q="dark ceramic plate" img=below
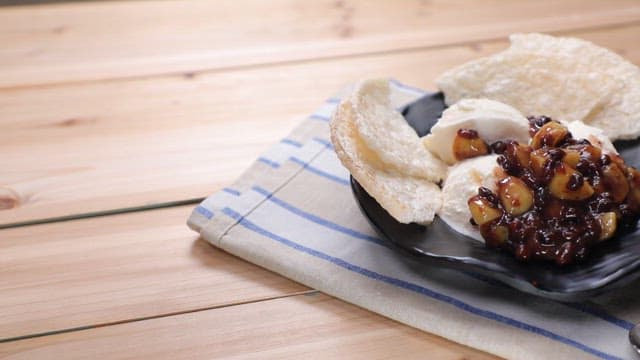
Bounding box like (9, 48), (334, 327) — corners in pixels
(351, 92), (640, 301)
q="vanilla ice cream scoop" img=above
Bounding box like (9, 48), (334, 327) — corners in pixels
(565, 120), (617, 155)
(439, 154), (501, 242)
(423, 99), (530, 165)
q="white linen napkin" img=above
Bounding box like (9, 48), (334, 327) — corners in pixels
(188, 80), (640, 360)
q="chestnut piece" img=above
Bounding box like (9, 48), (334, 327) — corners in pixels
(453, 128), (489, 161)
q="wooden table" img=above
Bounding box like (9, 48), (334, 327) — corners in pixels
(1, 1), (639, 358)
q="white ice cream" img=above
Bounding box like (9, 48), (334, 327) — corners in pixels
(423, 99), (530, 165)
(439, 155), (501, 242)
(564, 120), (618, 155)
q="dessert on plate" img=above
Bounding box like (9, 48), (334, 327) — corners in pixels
(330, 33), (640, 265)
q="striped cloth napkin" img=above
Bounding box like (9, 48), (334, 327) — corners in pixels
(188, 80), (640, 360)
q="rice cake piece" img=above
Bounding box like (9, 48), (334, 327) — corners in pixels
(509, 33), (640, 140)
(437, 33), (640, 140)
(437, 52), (618, 124)
(351, 79), (447, 182)
(330, 82), (443, 225)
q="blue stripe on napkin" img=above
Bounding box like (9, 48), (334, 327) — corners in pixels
(222, 207), (621, 360)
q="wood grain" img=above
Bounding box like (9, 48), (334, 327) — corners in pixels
(0, 293), (499, 360)
(1, 0), (639, 88)
(0, 205), (307, 341)
(1, 25), (640, 226)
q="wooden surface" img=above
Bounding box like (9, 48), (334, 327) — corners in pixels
(0, 206), (307, 340)
(2, 0), (639, 358)
(3, 24), (640, 227)
(0, 293), (496, 360)
(1, 0), (639, 88)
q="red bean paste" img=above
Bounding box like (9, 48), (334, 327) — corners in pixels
(467, 116), (640, 265)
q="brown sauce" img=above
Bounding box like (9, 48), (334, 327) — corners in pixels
(468, 117), (640, 265)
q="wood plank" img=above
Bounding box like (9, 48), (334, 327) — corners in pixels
(1, 0), (639, 88)
(1, 24), (639, 225)
(0, 205), (307, 341)
(0, 293), (499, 359)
